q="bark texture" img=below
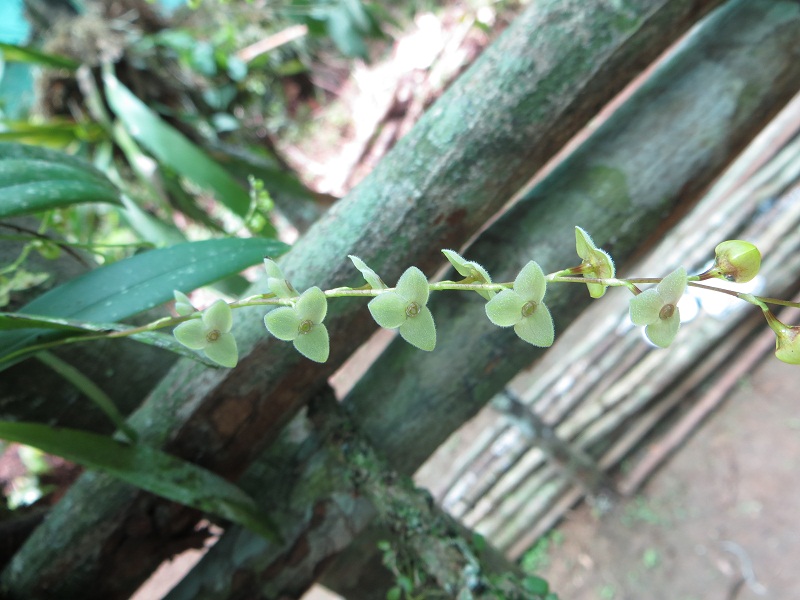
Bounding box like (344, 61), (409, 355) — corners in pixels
(1, 0), (732, 597)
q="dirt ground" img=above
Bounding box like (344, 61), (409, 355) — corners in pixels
(536, 357), (800, 600)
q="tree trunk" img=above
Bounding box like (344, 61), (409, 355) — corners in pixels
(124, 1), (800, 598)
(0, 0), (731, 597)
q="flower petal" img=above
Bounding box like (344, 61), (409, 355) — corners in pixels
(645, 312), (680, 348)
(514, 261), (546, 302)
(585, 281), (608, 299)
(441, 249), (473, 278)
(775, 327), (800, 365)
(442, 250), (494, 299)
(293, 325), (330, 363)
(296, 287), (327, 323)
(368, 292), (408, 329)
(395, 266), (429, 305)
(657, 267), (688, 305)
(263, 258), (284, 279)
(264, 307), (301, 341)
(173, 320), (209, 349)
(203, 300), (233, 333)
(485, 289), (524, 327)
(204, 332), (238, 368)
(513, 303), (554, 347)
(349, 255), (386, 290)
(629, 290), (663, 326)
(173, 290), (195, 316)
(575, 226), (595, 260)
(399, 306), (436, 351)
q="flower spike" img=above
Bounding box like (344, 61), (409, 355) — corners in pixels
(485, 261), (554, 347)
(368, 267), (436, 351)
(173, 300), (238, 367)
(629, 267), (687, 348)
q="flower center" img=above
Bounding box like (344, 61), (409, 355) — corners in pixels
(298, 319), (314, 334)
(406, 302), (420, 318)
(521, 301), (538, 318)
(206, 329), (220, 343)
(659, 304), (676, 320)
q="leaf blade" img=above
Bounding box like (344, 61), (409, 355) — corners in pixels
(0, 238), (289, 367)
(103, 72), (251, 217)
(0, 143), (121, 218)
(0, 421), (280, 540)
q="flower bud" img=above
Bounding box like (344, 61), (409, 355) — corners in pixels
(759, 306), (800, 365)
(712, 240), (761, 283)
(775, 326), (800, 365)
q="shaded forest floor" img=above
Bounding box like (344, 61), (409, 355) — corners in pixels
(536, 356), (800, 600)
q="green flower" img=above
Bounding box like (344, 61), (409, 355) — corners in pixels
(173, 299), (238, 368)
(368, 266), (436, 351)
(264, 286), (329, 363)
(173, 290), (194, 316)
(485, 261), (554, 347)
(629, 267), (687, 348)
(774, 324), (800, 365)
(349, 255), (387, 290)
(712, 240), (761, 283)
(263, 258), (298, 299)
(757, 305), (800, 365)
(441, 249), (495, 300)
(575, 226), (615, 298)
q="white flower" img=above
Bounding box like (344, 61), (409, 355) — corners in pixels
(629, 267), (688, 348)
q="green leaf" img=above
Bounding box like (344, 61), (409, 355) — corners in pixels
(0, 120), (104, 146)
(103, 71), (251, 217)
(0, 312), (227, 368)
(0, 238), (289, 369)
(0, 143), (121, 218)
(0, 312), (90, 332)
(0, 421), (280, 540)
(325, 3), (369, 58)
(0, 43), (80, 70)
(522, 576), (550, 595)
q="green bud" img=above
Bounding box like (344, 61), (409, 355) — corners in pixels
(349, 255), (387, 290)
(775, 326), (800, 365)
(759, 306), (800, 365)
(712, 240), (761, 283)
(173, 290), (195, 316)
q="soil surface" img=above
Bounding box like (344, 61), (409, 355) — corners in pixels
(537, 357), (800, 600)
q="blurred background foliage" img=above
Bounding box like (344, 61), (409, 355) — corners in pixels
(0, 0), (399, 308)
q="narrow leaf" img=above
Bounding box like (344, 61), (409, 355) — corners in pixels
(0, 143), (121, 218)
(35, 351), (138, 442)
(0, 312), (224, 368)
(0, 238), (289, 368)
(0, 43), (80, 70)
(103, 72), (251, 217)
(0, 421), (280, 540)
